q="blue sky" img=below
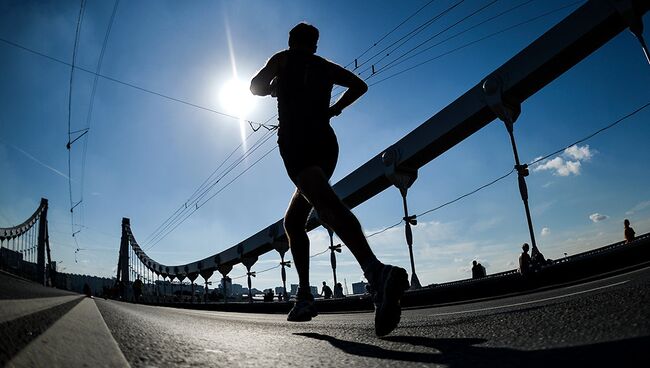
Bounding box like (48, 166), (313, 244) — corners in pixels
(1, 0), (649, 292)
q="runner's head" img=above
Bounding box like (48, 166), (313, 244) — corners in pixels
(289, 22), (319, 53)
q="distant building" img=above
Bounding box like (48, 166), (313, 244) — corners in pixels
(310, 286), (318, 296)
(290, 284), (299, 296)
(352, 281), (368, 295)
(230, 283), (243, 297)
(275, 286), (285, 295)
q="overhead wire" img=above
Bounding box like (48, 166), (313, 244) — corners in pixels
(355, 0), (466, 74)
(374, 0), (535, 76)
(0, 37), (272, 130)
(367, 0), (585, 86)
(144, 133), (279, 250)
(78, 0), (121, 230)
(142, 127), (278, 247)
(373, 0), (500, 75)
(67, 0), (86, 236)
(343, 0), (439, 69)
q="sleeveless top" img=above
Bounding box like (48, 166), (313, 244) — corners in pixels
(275, 49), (334, 141)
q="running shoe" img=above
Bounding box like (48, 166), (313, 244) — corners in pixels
(369, 265), (410, 336)
(287, 289), (318, 322)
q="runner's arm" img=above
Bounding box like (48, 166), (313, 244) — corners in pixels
(328, 63), (368, 117)
(250, 53), (282, 96)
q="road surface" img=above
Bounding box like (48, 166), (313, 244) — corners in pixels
(2, 265), (649, 367)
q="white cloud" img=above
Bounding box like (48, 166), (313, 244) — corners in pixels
(541, 227), (551, 236)
(564, 144), (593, 161)
(533, 157), (581, 176)
(589, 213), (608, 223)
(532, 144), (594, 177)
(626, 200), (650, 215)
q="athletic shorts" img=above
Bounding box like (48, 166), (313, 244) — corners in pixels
(278, 125), (339, 184)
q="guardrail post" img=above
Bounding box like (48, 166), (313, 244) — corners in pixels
(382, 147), (421, 289)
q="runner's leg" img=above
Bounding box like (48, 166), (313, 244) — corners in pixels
(294, 166), (381, 275)
(284, 189), (313, 290)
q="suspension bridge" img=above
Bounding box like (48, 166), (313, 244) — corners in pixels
(1, 0), (650, 366)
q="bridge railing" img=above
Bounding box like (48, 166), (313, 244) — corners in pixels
(116, 0), (650, 301)
(0, 198), (53, 285)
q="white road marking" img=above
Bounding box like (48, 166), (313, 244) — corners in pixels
(430, 280), (629, 316)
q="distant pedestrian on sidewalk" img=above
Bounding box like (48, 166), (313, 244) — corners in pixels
(334, 282), (344, 298)
(519, 243), (532, 276)
(321, 281), (333, 299)
(250, 22), (409, 336)
(471, 260), (486, 279)
(132, 277), (143, 303)
(624, 219), (636, 243)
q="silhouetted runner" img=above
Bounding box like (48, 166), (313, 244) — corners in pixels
(624, 219), (636, 243)
(251, 22), (409, 336)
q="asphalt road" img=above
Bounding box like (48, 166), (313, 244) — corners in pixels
(95, 265), (650, 368)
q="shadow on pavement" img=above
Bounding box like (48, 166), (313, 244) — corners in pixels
(295, 332), (648, 367)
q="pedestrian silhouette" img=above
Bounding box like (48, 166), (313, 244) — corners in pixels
(132, 277), (143, 303)
(321, 281), (333, 299)
(334, 282), (344, 298)
(471, 260), (486, 279)
(250, 22), (409, 336)
(519, 243), (532, 276)
(624, 219), (636, 243)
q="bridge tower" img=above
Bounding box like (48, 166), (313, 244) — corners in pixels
(116, 217), (130, 300)
(36, 198), (49, 285)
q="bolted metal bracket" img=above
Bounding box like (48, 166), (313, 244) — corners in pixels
(483, 75), (521, 129)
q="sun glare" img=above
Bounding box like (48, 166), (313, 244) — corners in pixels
(219, 77), (256, 119)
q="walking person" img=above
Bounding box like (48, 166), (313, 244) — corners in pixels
(321, 281), (333, 299)
(250, 22), (409, 336)
(624, 219), (636, 243)
(519, 243), (532, 276)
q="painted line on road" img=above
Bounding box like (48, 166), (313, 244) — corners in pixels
(0, 295), (83, 324)
(429, 280), (629, 317)
(8, 297), (130, 367)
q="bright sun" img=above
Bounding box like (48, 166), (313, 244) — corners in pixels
(219, 77), (256, 119)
